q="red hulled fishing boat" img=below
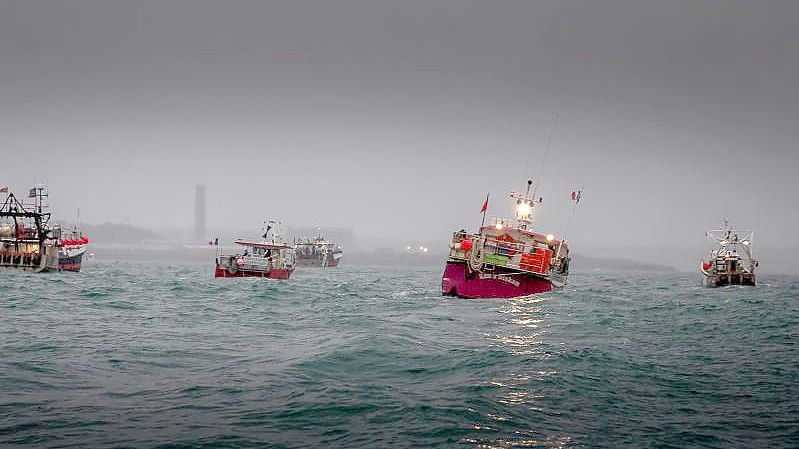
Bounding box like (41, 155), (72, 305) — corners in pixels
(214, 222), (295, 279)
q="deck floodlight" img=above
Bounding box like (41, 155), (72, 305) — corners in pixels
(517, 201), (532, 216)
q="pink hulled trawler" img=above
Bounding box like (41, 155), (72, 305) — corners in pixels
(442, 180), (575, 299)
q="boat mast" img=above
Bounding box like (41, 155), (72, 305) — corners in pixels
(263, 220), (280, 243)
(706, 218), (756, 272)
(511, 179), (536, 230)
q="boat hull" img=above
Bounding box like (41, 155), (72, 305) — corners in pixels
(59, 246), (86, 272)
(295, 256), (340, 267)
(702, 273), (756, 287)
(441, 260), (553, 299)
(214, 264), (293, 279)
(0, 246), (58, 272)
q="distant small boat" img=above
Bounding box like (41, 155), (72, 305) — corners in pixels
(441, 180), (576, 299)
(700, 219), (757, 287)
(294, 235), (343, 267)
(214, 222), (295, 279)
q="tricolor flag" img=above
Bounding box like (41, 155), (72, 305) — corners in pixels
(480, 193), (489, 213)
(29, 187), (37, 198)
(571, 189), (582, 203)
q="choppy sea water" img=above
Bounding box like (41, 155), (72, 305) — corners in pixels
(1, 262), (797, 448)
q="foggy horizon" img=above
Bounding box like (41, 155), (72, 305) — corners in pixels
(2, 1), (797, 255)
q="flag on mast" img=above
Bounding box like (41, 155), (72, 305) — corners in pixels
(480, 193), (489, 213)
(479, 192), (490, 229)
(29, 187), (37, 198)
(570, 189), (582, 203)
(0, 186), (7, 193)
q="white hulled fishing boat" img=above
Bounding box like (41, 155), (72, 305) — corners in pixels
(700, 219), (757, 286)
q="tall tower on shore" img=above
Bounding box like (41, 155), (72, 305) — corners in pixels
(194, 184), (206, 243)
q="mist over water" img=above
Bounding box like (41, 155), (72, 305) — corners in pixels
(1, 0), (798, 256)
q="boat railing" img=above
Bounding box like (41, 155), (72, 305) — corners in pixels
(448, 232), (557, 276)
(241, 255), (273, 270)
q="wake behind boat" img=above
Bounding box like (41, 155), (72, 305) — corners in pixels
(442, 180), (577, 299)
(700, 219), (757, 286)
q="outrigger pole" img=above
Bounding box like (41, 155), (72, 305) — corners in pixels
(555, 185), (583, 260)
(530, 114), (560, 201)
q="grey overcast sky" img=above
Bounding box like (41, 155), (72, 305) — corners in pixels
(1, 0), (797, 251)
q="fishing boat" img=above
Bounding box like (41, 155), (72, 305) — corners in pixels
(700, 219), (757, 286)
(442, 180), (577, 299)
(0, 187), (59, 272)
(57, 226), (89, 272)
(214, 222), (295, 278)
(294, 235), (343, 267)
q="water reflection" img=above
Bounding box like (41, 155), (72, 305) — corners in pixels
(461, 434), (574, 448)
(491, 295), (552, 356)
(472, 295), (573, 448)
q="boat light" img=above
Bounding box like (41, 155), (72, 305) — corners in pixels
(742, 240), (750, 245)
(517, 201), (532, 216)
(495, 223), (504, 230)
(546, 234), (555, 242)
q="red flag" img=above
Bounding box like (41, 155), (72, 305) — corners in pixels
(480, 194), (489, 213)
